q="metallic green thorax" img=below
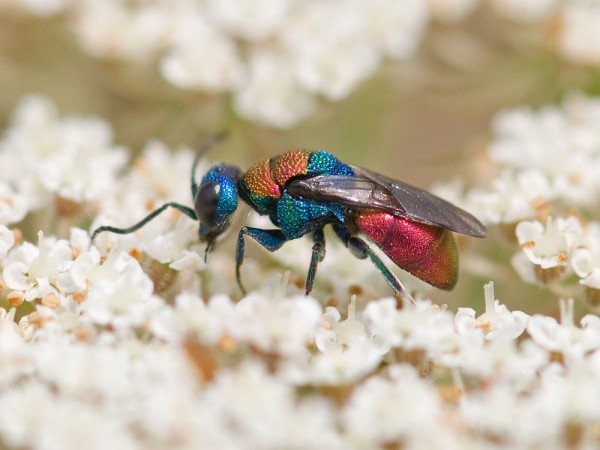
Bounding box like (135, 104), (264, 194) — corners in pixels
(238, 149), (354, 239)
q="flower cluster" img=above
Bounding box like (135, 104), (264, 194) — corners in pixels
(441, 94), (600, 303)
(2, 252), (600, 450)
(6, 0), (600, 128)
(2, 88), (600, 449)
(6, 0), (427, 128)
(0, 96), (127, 223)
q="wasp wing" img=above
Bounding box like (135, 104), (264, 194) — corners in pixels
(286, 166), (485, 238)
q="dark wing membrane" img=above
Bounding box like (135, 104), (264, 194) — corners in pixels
(286, 166), (486, 237)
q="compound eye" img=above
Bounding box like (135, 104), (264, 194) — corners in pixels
(195, 181), (221, 225)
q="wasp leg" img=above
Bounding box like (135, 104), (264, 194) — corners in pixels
(305, 228), (325, 296)
(91, 202), (197, 242)
(236, 227), (288, 296)
(332, 225), (415, 306)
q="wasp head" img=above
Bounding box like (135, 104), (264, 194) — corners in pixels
(195, 164), (241, 256)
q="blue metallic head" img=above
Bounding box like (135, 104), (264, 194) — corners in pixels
(195, 164), (241, 248)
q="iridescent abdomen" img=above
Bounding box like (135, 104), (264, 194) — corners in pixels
(353, 211), (458, 290)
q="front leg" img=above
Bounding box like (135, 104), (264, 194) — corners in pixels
(91, 202), (198, 242)
(236, 227), (288, 295)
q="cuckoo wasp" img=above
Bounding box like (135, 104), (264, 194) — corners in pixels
(91, 137), (486, 302)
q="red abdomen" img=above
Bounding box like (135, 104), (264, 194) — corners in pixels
(353, 211), (458, 290)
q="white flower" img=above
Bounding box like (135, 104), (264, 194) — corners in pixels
(0, 95), (128, 206)
(227, 292), (322, 358)
(362, 0), (429, 58)
(74, 0), (169, 62)
(0, 225), (15, 258)
(0, 0), (71, 16)
(285, 296), (384, 385)
(556, 2), (600, 66)
(0, 342), (141, 450)
(527, 299), (600, 365)
(316, 296), (368, 352)
(5, 0), (435, 129)
(516, 216), (581, 269)
(285, 341), (384, 386)
(489, 97), (600, 206)
(460, 381), (563, 448)
(160, 4), (242, 91)
(77, 251), (164, 331)
(467, 169), (551, 224)
(343, 365), (442, 445)
(571, 222), (600, 289)
(3, 231), (71, 301)
(490, 0), (558, 22)
(144, 219), (204, 270)
(203, 361), (344, 449)
(42, 118), (127, 203)
(362, 298), (458, 357)
(0, 182), (29, 225)
(150, 293), (234, 344)
(63, 245), (101, 292)
(0, 310), (34, 387)
(427, 0), (478, 23)
(234, 49), (316, 128)
(205, 0), (293, 42)
(455, 282), (529, 341)
(284, 2), (379, 101)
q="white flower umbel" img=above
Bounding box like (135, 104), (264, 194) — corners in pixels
(227, 292), (322, 359)
(287, 296), (384, 385)
(315, 296), (367, 352)
(466, 169), (551, 225)
(284, 2), (379, 101)
(74, 0), (170, 62)
(343, 365), (442, 447)
(205, 0), (293, 42)
(362, 298), (460, 360)
(556, 2), (600, 66)
(489, 95), (600, 207)
(490, 0), (558, 22)
(77, 250), (164, 332)
(234, 49), (317, 128)
(3, 231), (71, 302)
(202, 361), (344, 449)
(160, 4), (242, 91)
(150, 292), (234, 344)
(571, 222), (600, 290)
(427, 0), (478, 23)
(516, 216), (581, 275)
(528, 299), (600, 366)
(0, 95), (127, 208)
(0, 225), (15, 259)
(0, 182), (29, 225)
(0, 0), (71, 16)
(455, 282), (529, 341)
(45, 0), (432, 128)
(363, 0), (429, 59)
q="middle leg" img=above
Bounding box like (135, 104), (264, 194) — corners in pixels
(332, 224), (415, 306)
